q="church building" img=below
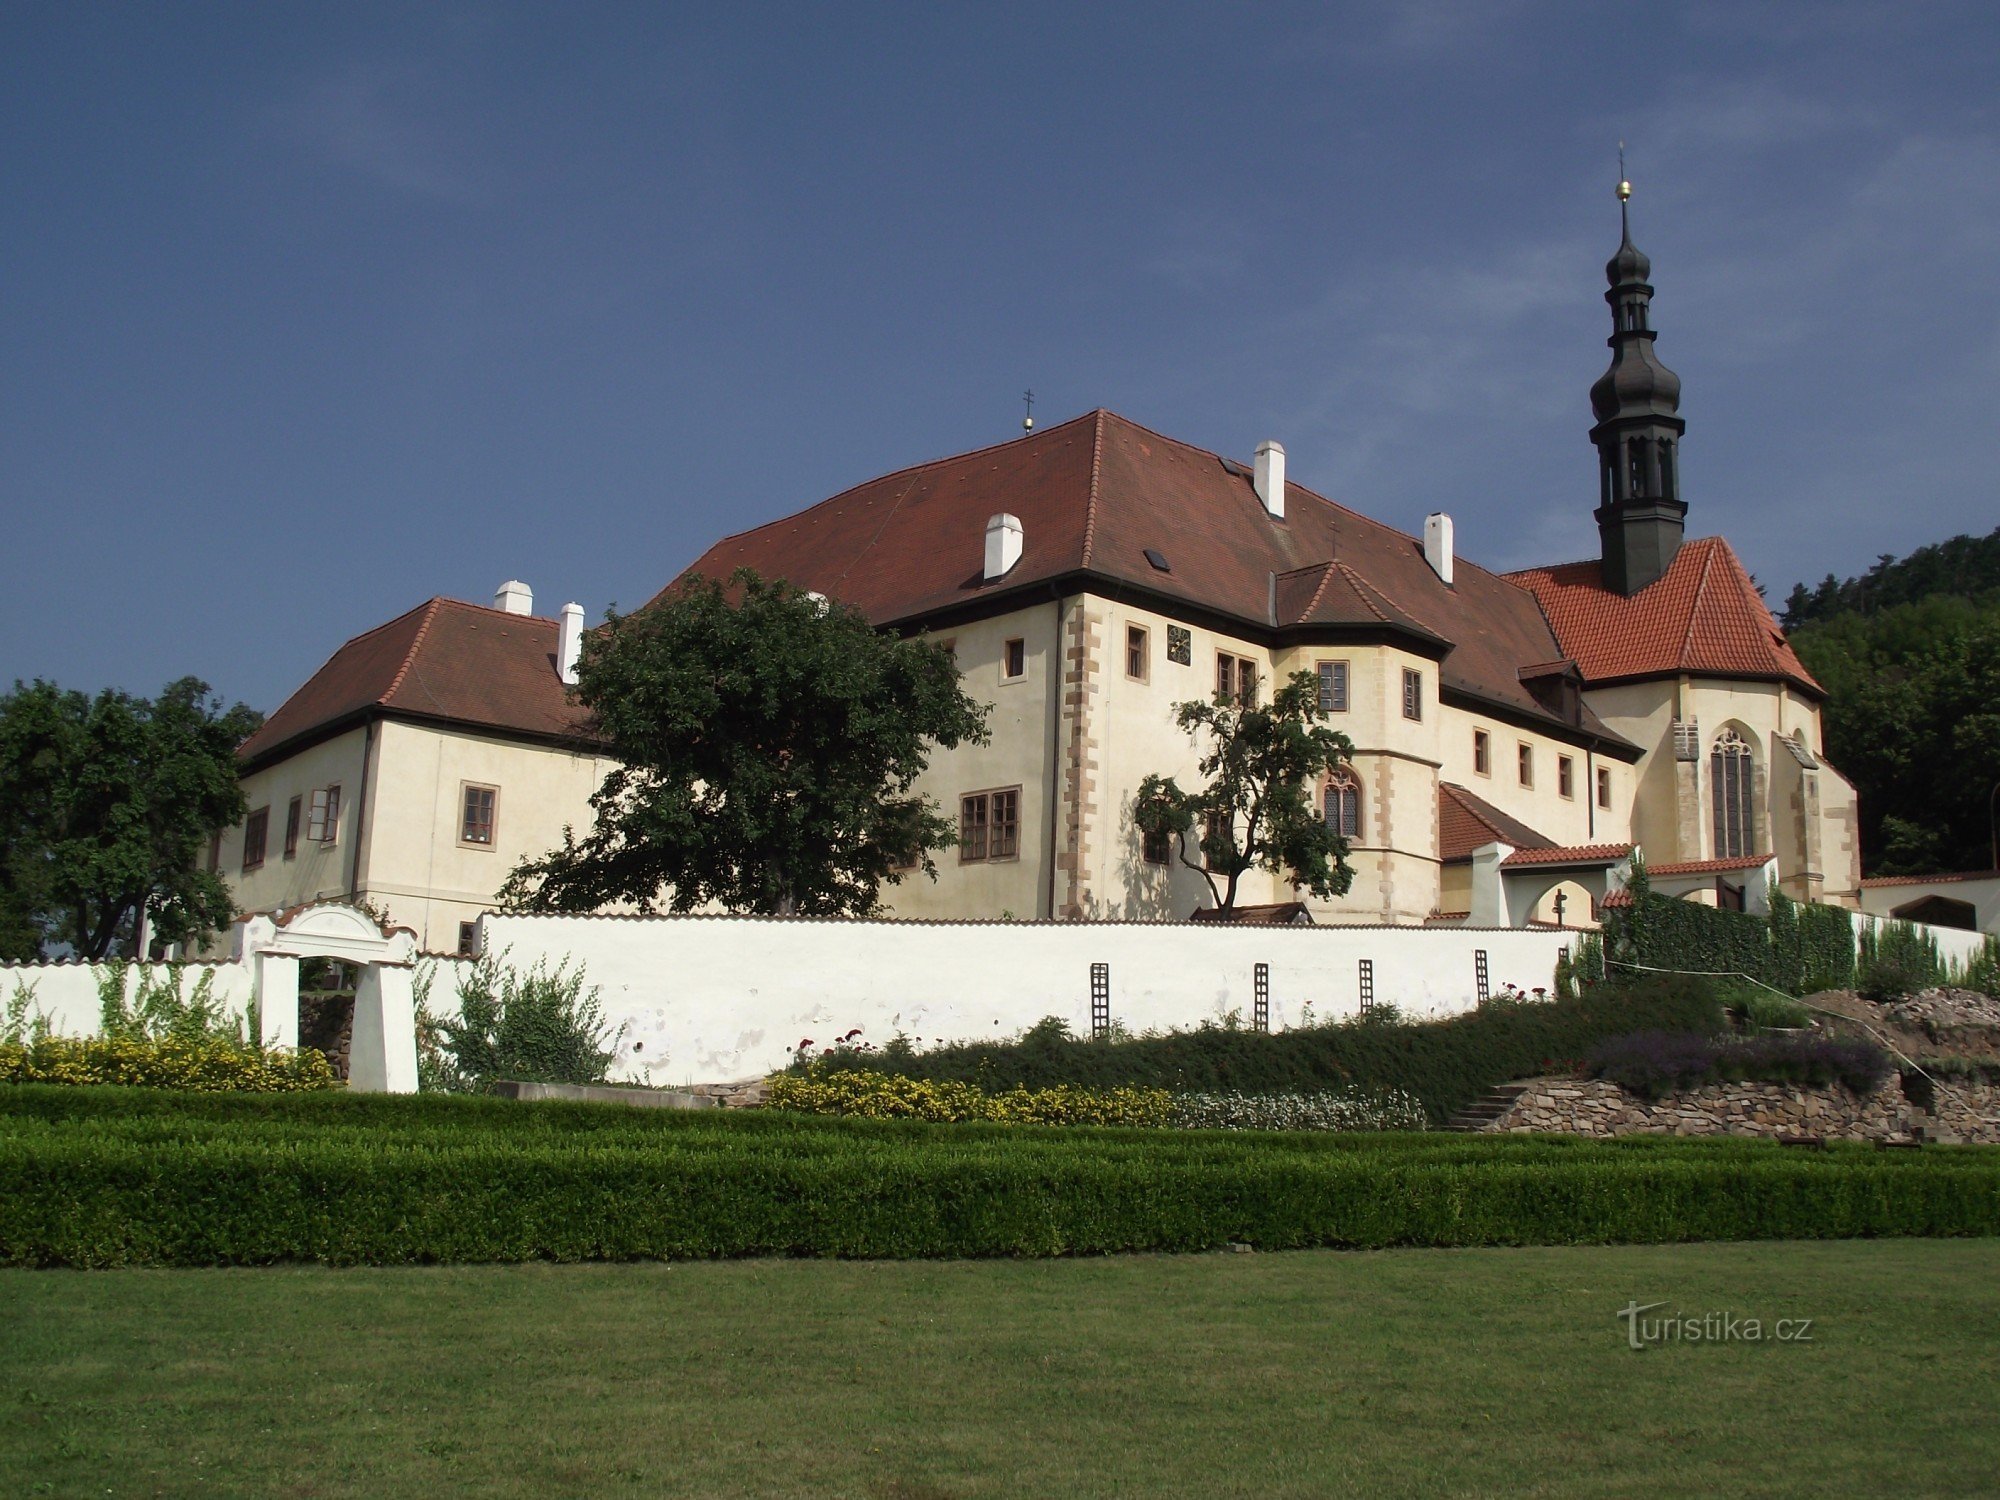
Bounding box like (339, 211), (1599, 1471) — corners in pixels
(213, 193), (1861, 945)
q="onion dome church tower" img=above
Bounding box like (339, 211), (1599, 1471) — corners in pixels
(1590, 174), (1687, 594)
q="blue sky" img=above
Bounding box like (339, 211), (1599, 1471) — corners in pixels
(5, 2), (1997, 713)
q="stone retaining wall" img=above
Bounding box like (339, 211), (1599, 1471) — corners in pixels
(1485, 1075), (2000, 1144)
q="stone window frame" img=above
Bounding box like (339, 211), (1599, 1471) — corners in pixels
(959, 786), (1021, 864)
(1216, 651), (1257, 707)
(1473, 728), (1491, 777)
(1517, 741), (1534, 789)
(459, 782), (499, 850)
(1125, 623), (1150, 683)
(1315, 659), (1350, 714)
(1557, 755), (1575, 801)
(1401, 667), (1423, 721)
(1323, 765), (1363, 840)
(1001, 637), (1027, 683)
(1596, 765), (1612, 809)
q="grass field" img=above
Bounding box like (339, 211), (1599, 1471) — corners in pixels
(5, 1239), (1998, 1498)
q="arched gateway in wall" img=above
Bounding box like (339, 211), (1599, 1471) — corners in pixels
(235, 902), (420, 1092)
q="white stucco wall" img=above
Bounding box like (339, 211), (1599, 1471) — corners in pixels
(1859, 876), (2000, 935)
(467, 913), (1581, 1084)
(1, 960), (256, 1039)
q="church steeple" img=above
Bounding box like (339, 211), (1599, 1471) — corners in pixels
(1590, 172), (1686, 595)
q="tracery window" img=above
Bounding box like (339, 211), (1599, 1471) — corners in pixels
(1711, 728), (1756, 859)
(1323, 766), (1362, 841)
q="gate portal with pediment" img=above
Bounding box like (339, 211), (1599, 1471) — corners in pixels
(234, 902), (420, 1092)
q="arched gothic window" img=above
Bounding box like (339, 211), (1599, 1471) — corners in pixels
(1710, 728), (1755, 859)
(1324, 766), (1362, 840)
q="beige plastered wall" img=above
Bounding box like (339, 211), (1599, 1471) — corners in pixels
(219, 727), (371, 927)
(1585, 676), (1860, 906)
(358, 719), (614, 951)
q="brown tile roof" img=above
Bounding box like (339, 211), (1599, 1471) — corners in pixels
(239, 598), (592, 770)
(1500, 843), (1632, 868)
(1509, 537), (1821, 696)
(1646, 854), (1773, 877)
(1188, 901), (1313, 925)
(667, 409), (1629, 747)
(1438, 782), (1555, 863)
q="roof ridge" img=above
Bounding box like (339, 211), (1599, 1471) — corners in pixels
(379, 599), (443, 706)
(1080, 409), (1106, 570)
(701, 410), (1102, 555)
(1297, 561), (1338, 621)
(433, 595), (561, 625)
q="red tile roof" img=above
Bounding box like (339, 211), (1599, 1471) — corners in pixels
(1859, 869), (2000, 887)
(1499, 843), (1632, 868)
(1646, 854), (1773, 877)
(1438, 782), (1555, 863)
(668, 409), (1630, 747)
(239, 598), (592, 770)
(1509, 536), (1821, 696)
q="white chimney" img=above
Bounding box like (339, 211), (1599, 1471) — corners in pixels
(558, 602), (585, 685)
(1424, 512), (1454, 585)
(1254, 441), (1286, 519)
(495, 579), (534, 616)
(984, 513), (1023, 580)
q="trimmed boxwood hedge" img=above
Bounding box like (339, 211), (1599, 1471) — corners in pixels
(797, 975), (1726, 1126)
(2, 1086), (1995, 1266)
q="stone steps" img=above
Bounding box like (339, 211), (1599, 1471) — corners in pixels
(1445, 1081), (1535, 1133)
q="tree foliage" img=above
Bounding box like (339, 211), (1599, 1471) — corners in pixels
(1780, 525), (2000, 630)
(1788, 593), (2000, 875)
(503, 570), (989, 916)
(1131, 669), (1356, 913)
(0, 678), (260, 961)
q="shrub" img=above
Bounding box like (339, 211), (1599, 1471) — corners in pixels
(96, 961), (249, 1044)
(421, 952), (619, 1092)
(1169, 1090), (1428, 1132)
(1858, 920), (1944, 1002)
(767, 1071), (1176, 1126)
(1585, 1030), (1891, 1101)
(1739, 990), (1811, 1031)
(0, 1035), (335, 1092)
(2, 1085), (1996, 1266)
(794, 975), (1728, 1127)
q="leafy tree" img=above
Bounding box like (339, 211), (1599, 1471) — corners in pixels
(503, 570), (988, 916)
(1791, 593), (2000, 874)
(418, 951), (620, 1092)
(0, 678), (260, 961)
(1131, 669), (1356, 914)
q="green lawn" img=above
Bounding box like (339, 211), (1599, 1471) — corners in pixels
(5, 1240), (1997, 1498)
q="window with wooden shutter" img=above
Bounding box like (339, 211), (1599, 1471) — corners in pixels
(1402, 668), (1422, 721)
(959, 793), (989, 862)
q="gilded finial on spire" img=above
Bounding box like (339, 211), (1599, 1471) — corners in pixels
(1617, 141), (1631, 202)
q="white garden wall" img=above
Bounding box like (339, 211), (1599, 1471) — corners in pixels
(467, 914), (1580, 1085)
(1, 960), (255, 1039)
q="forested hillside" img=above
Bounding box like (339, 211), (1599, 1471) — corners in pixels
(1781, 527), (2000, 877)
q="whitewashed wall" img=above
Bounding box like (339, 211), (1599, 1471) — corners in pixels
(0, 960), (256, 1039)
(1852, 909), (1994, 968)
(466, 915), (1579, 1085)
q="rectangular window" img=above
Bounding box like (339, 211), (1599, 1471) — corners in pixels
(207, 831), (221, 874)
(241, 807), (269, 872)
(1216, 652), (1257, 706)
(1203, 811), (1232, 870)
(457, 921), (479, 956)
(283, 797), (302, 859)
(1142, 824), (1170, 866)
(1597, 766), (1612, 809)
(1473, 729), (1491, 776)
(307, 785), (342, 845)
(461, 784), (498, 847)
(1517, 743), (1534, 788)
(1402, 668), (1423, 721)
(1126, 624), (1148, 681)
(1558, 756), (1575, 800)
(959, 788), (1020, 863)
(1316, 660), (1349, 713)
(1003, 638), (1026, 680)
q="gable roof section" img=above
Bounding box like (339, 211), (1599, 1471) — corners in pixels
(670, 409), (1629, 744)
(239, 598), (592, 771)
(1438, 782), (1555, 863)
(1509, 537), (1820, 696)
